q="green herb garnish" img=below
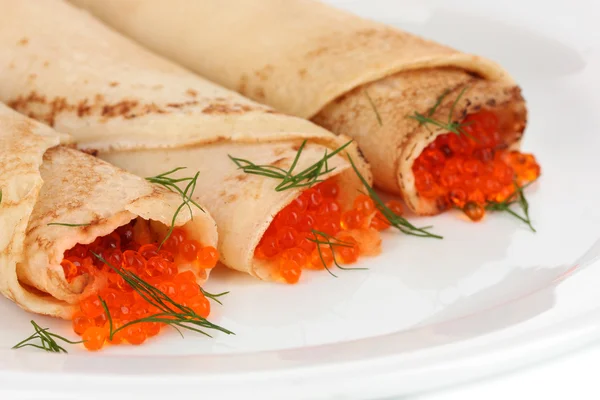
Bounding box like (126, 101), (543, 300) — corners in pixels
(348, 156), (442, 239)
(145, 167), (204, 213)
(200, 288), (229, 305)
(364, 90), (383, 126)
(146, 168), (202, 250)
(427, 89), (451, 117)
(408, 87), (473, 139)
(13, 320), (83, 353)
(485, 181), (536, 232)
(47, 222), (91, 227)
(92, 252), (233, 340)
(308, 229), (367, 277)
(230, 140), (352, 191)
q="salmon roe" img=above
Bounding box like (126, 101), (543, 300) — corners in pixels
(62, 220), (219, 351)
(412, 111), (541, 220)
(254, 179), (386, 283)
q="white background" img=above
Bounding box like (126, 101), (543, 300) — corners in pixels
(1, 1), (599, 399)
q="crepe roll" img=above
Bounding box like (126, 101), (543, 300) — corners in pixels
(0, 0), (382, 286)
(73, 0), (541, 218)
(0, 104), (217, 331)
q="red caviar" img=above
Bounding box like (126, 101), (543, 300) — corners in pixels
(412, 111), (540, 220)
(82, 326), (108, 351)
(254, 180), (383, 283)
(63, 220), (219, 351)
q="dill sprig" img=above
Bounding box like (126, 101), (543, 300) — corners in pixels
(200, 287), (229, 305)
(364, 90), (383, 126)
(146, 168), (202, 249)
(229, 140), (352, 191)
(408, 87), (473, 139)
(427, 89), (451, 118)
(348, 156), (442, 239)
(145, 167), (204, 213)
(13, 320), (83, 353)
(308, 229), (367, 277)
(485, 181), (536, 232)
(47, 222), (90, 227)
(92, 252), (234, 340)
(0, 189), (2, 204)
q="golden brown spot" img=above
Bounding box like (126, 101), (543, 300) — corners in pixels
(77, 99), (91, 117)
(8, 91), (47, 122)
(9, 91), (175, 124)
(254, 64), (274, 81)
(235, 174), (249, 182)
(298, 68), (308, 79)
(254, 87), (265, 100)
(166, 101), (198, 109)
(270, 158), (287, 168)
(291, 142), (303, 151)
(27, 73), (36, 81)
(134, 185), (170, 206)
(46, 97), (68, 126)
(306, 46), (329, 59)
(225, 194), (237, 202)
(273, 147), (286, 156)
(101, 100), (139, 118)
(17, 37), (29, 46)
(186, 89), (198, 98)
(109, 82), (119, 87)
(43, 61), (50, 68)
(142, 103), (168, 115)
(238, 74), (249, 95)
(201, 103), (256, 115)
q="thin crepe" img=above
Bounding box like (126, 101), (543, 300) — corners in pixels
(0, 0), (371, 282)
(0, 104), (216, 318)
(69, 0), (528, 214)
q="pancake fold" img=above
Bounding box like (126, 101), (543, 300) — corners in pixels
(0, 104), (216, 318)
(0, 0), (371, 282)
(68, 0), (528, 214)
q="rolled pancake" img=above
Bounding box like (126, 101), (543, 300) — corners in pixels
(313, 70), (526, 214)
(0, 0), (371, 282)
(69, 0), (528, 214)
(0, 104), (216, 319)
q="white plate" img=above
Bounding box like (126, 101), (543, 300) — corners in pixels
(1, 0), (599, 399)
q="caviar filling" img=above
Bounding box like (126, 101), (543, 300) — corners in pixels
(62, 219), (218, 351)
(254, 179), (398, 283)
(412, 110), (541, 220)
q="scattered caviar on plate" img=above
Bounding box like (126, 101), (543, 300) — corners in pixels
(62, 220), (218, 351)
(412, 110), (540, 220)
(254, 179), (386, 283)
